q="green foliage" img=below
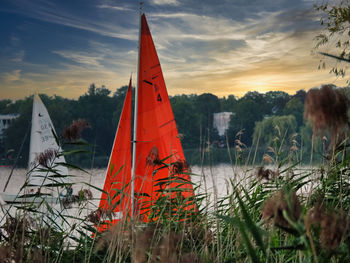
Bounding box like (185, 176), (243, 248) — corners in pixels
(0, 85), (316, 166)
(3, 96), (33, 166)
(171, 94), (200, 148)
(253, 115), (297, 147)
(228, 92), (267, 146)
(283, 97), (304, 128)
(314, 0), (350, 81)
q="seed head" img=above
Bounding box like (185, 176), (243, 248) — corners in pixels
(262, 154), (273, 164)
(172, 159), (189, 174)
(305, 204), (350, 251)
(257, 167), (278, 180)
(62, 119), (90, 142)
(262, 190), (301, 229)
(304, 85), (349, 144)
(319, 210), (348, 250)
(146, 146), (161, 166)
(36, 148), (59, 167)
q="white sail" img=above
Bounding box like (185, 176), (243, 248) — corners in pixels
(28, 93), (68, 188)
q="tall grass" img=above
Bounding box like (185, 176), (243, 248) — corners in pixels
(2, 86), (350, 262)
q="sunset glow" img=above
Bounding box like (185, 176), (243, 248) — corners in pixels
(0, 0), (348, 100)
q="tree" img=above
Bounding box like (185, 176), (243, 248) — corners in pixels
(283, 97), (304, 128)
(293, 90), (306, 102)
(3, 96), (33, 166)
(220, 95), (237, 112)
(228, 91), (268, 146)
(171, 95), (200, 148)
(195, 93), (221, 127)
(0, 100), (12, 114)
(253, 115), (297, 147)
(195, 93), (221, 144)
(77, 84), (116, 165)
(112, 85), (132, 127)
(265, 91), (290, 115)
(315, 1), (350, 81)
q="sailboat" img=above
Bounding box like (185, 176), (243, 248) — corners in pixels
(98, 12), (194, 228)
(0, 93), (69, 204)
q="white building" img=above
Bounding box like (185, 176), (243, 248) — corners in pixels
(213, 112), (233, 136)
(0, 114), (20, 139)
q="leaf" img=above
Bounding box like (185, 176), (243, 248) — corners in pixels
(62, 149), (91, 156)
(54, 162), (89, 173)
(236, 189), (266, 254)
(83, 182), (107, 194)
(217, 214), (261, 263)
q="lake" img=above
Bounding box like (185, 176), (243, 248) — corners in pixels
(0, 163), (315, 206)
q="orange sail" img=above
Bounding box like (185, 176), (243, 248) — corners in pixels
(134, 14), (194, 220)
(98, 79), (132, 229)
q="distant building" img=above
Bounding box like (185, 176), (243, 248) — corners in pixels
(213, 112), (233, 136)
(0, 114), (20, 139)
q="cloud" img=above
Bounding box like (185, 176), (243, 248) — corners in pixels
(97, 4), (132, 11)
(3, 0), (137, 40)
(1, 0), (342, 100)
(142, 8), (336, 97)
(52, 50), (103, 67)
(2, 70), (21, 82)
(150, 0), (180, 6)
(12, 50), (25, 62)
(53, 39), (137, 72)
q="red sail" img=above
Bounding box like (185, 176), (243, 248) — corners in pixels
(98, 79), (132, 230)
(134, 14), (194, 220)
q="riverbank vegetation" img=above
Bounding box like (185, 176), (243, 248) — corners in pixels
(2, 84), (349, 167)
(1, 84), (350, 262)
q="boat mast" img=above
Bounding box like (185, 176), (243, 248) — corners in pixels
(131, 1), (143, 218)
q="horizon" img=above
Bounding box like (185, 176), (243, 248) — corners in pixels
(0, 85), (313, 102)
(0, 0), (348, 100)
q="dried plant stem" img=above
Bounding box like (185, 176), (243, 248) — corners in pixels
(310, 134), (314, 166)
(252, 128), (261, 167)
(225, 131), (235, 175)
(207, 129), (221, 263)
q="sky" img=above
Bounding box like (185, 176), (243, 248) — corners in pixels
(0, 0), (347, 100)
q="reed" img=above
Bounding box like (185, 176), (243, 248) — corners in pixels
(2, 86), (350, 262)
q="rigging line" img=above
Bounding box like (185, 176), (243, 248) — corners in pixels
(3, 118), (31, 192)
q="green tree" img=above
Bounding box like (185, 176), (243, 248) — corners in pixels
(77, 84), (116, 166)
(264, 91), (290, 115)
(228, 91), (267, 146)
(195, 93), (221, 128)
(315, 1), (350, 81)
(40, 94), (77, 134)
(3, 96), (33, 166)
(195, 93), (221, 144)
(171, 94), (200, 148)
(0, 100), (12, 114)
(299, 121), (324, 163)
(283, 97), (304, 128)
(219, 95), (237, 112)
(112, 85), (132, 127)
(253, 115), (297, 147)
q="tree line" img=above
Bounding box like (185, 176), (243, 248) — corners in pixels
(1, 84), (348, 167)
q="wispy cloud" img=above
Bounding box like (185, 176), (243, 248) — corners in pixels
(0, 0), (344, 100)
(3, 0), (137, 40)
(12, 50), (25, 62)
(97, 4), (132, 11)
(52, 50), (103, 67)
(2, 69), (21, 82)
(150, 0), (180, 6)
